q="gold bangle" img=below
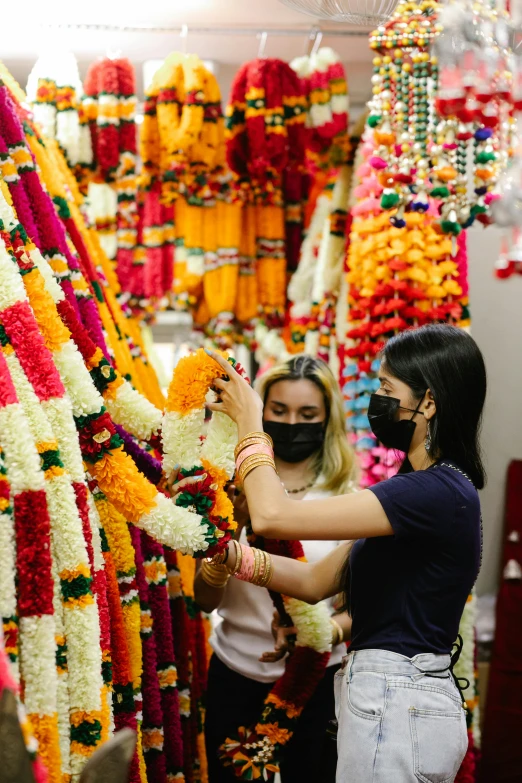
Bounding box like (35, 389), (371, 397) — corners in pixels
(237, 454), (274, 479)
(234, 432), (273, 460)
(330, 617), (344, 646)
(259, 552), (273, 588)
(201, 561), (230, 588)
(229, 538), (243, 576)
(238, 455), (276, 483)
(252, 548), (261, 584)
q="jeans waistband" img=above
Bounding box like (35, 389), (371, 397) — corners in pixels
(345, 648), (452, 677)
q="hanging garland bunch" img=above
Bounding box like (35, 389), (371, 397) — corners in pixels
(225, 58), (307, 330)
(291, 47), (350, 173)
(162, 349), (249, 558)
(26, 50), (85, 169)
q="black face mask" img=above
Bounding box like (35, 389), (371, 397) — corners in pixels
(367, 393), (425, 453)
(263, 420), (325, 463)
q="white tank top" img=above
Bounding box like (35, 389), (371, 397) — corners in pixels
(210, 486), (347, 683)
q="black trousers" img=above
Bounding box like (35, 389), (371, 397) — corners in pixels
(205, 653), (338, 782)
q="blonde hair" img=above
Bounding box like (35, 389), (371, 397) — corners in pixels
(256, 355), (357, 495)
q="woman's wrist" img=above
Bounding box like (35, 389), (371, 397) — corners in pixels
(225, 540), (237, 572)
(236, 407), (264, 440)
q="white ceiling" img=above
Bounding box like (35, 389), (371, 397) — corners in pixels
(2, 0), (374, 105)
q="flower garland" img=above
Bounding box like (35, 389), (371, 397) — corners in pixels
(142, 182), (175, 305)
(130, 525), (170, 783)
(97, 493), (142, 717)
(225, 59), (307, 330)
(0, 348), (61, 783)
(291, 47), (350, 174)
(0, 179), (215, 557)
(90, 486), (143, 783)
(162, 348), (244, 558)
(141, 532), (185, 782)
(85, 491), (114, 741)
(26, 52), (84, 170)
(41, 135), (165, 409)
(454, 592), (481, 783)
(19, 126), (163, 435)
(220, 530), (332, 780)
(0, 226), (106, 773)
(166, 550), (209, 783)
(0, 451), (18, 682)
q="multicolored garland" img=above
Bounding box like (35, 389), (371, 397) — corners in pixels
(0, 348), (61, 782)
(220, 531), (332, 780)
(162, 349), (243, 558)
(0, 225), (106, 774)
(0, 450), (18, 682)
(291, 47), (350, 174)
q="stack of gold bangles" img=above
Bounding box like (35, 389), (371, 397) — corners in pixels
(200, 432), (277, 589)
(234, 431), (276, 486)
(201, 538), (274, 589)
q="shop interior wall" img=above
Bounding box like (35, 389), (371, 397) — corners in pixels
(467, 226), (522, 595)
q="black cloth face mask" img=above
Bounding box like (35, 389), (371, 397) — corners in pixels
(262, 420), (325, 463)
(367, 393), (425, 453)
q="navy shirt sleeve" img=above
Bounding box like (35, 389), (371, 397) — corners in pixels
(368, 469), (456, 539)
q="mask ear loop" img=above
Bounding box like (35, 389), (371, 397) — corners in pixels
(405, 390), (428, 421)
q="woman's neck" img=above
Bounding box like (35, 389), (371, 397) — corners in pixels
(408, 441), (436, 472)
(275, 455), (317, 491)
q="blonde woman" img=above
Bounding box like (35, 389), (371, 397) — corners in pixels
(194, 355), (356, 783)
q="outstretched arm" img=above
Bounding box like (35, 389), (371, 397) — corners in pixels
(226, 540), (351, 605)
(207, 351), (393, 542)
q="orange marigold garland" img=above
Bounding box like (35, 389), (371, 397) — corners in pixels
(162, 349), (246, 558)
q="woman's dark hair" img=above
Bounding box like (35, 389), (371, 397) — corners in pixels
(383, 323), (487, 489)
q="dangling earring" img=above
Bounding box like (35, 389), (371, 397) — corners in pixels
(425, 421), (432, 452)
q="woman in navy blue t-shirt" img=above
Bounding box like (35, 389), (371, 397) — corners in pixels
(204, 324), (485, 783)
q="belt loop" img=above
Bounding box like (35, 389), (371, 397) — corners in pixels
(347, 650), (355, 682)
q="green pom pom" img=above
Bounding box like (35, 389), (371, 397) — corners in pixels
(381, 192), (400, 209)
(367, 115), (381, 128)
(440, 220), (462, 236)
(430, 186), (450, 199)
(476, 152), (496, 164)
(470, 203), (487, 217)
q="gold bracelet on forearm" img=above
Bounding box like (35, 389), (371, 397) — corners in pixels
(234, 432), (273, 461)
(200, 560), (230, 588)
(237, 455), (276, 484)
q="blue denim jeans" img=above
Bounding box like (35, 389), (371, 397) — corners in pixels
(334, 649), (468, 783)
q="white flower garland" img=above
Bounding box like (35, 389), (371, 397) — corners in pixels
(103, 378), (162, 441)
(4, 351), (103, 769)
(86, 182), (118, 263)
(284, 596), (333, 655)
(162, 392), (238, 479)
